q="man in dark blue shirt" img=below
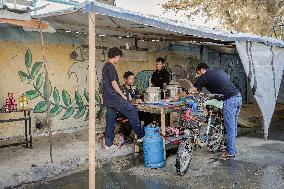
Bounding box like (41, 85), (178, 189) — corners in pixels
(102, 47), (144, 148)
(192, 63), (242, 158)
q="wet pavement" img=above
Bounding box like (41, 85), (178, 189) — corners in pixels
(20, 157), (184, 189)
(18, 122), (284, 189)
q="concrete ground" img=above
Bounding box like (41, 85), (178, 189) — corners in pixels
(1, 120), (283, 189)
(127, 137), (284, 189)
(0, 128), (135, 189)
(21, 134), (284, 189)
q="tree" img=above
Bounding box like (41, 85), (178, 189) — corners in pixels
(162, 0), (284, 37)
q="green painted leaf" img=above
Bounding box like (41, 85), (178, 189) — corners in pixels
(84, 108), (89, 121)
(25, 90), (39, 100)
(53, 87), (60, 104)
(62, 90), (71, 107)
(95, 90), (101, 104)
(18, 71), (30, 83)
(74, 107), (85, 119)
(34, 101), (47, 113)
(50, 105), (62, 117)
(25, 49), (32, 68)
(31, 62), (43, 78)
(84, 89), (89, 103)
(61, 107), (74, 120)
(75, 91), (83, 108)
(35, 72), (45, 89)
(43, 79), (52, 99)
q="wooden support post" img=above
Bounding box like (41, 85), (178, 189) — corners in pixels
(169, 112), (174, 127)
(89, 13), (96, 189)
(160, 108), (166, 159)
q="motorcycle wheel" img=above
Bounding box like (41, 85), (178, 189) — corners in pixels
(208, 116), (224, 152)
(176, 140), (193, 176)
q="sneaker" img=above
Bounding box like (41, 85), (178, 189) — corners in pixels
(220, 151), (235, 159)
(136, 138), (143, 143)
(100, 138), (117, 150)
(104, 144), (117, 150)
(219, 144), (227, 152)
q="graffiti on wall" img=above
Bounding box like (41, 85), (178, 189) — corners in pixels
(134, 70), (154, 91)
(171, 65), (186, 80)
(18, 49), (105, 121)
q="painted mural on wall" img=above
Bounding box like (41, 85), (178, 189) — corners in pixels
(18, 49), (105, 121)
(135, 70), (154, 90)
(172, 65), (186, 80)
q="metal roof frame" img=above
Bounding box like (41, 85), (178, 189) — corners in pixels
(37, 1), (284, 48)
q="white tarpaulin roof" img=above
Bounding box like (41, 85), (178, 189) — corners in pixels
(37, 1), (284, 138)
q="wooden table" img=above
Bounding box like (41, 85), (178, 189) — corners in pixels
(135, 103), (183, 158)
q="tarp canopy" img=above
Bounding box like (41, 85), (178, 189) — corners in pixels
(236, 42), (284, 137)
(37, 1), (284, 138)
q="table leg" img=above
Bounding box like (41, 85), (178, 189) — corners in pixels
(28, 111), (32, 148)
(160, 109), (166, 159)
(134, 134), (139, 153)
(24, 110), (28, 148)
(169, 112), (174, 127)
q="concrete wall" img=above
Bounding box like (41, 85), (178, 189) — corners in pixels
(0, 27), (190, 139)
(0, 28), (86, 138)
(0, 27), (246, 139)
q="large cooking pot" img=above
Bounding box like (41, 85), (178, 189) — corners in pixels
(166, 85), (182, 98)
(145, 87), (161, 102)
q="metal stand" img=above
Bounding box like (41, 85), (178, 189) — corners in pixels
(0, 109), (32, 148)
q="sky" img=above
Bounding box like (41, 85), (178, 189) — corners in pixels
(36, 0), (218, 28)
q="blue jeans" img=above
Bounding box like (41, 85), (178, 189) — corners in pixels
(105, 101), (145, 147)
(224, 94), (242, 155)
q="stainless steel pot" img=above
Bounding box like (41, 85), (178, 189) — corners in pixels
(145, 87), (161, 102)
(166, 85), (182, 98)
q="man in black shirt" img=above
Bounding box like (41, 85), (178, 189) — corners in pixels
(151, 57), (170, 98)
(102, 47), (144, 148)
(121, 71), (142, 103)
(192, 63), (242, 158)
(119, 71), (144, 143)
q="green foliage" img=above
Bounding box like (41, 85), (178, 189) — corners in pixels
(61, 107), (74, 120)
(18, 49), (105, 121)
(62, 89), (71, 107)
(25, 49), (32, 68)
(31, 62), (43, 78)
(75, 91), (83, 108)
(25, 90), (39, 100)
(50, 105), (63, 117)
(18, 71), (30, 83)
(35, 72), (45, 89)
(34, 101), (47, 113)
(163, 0), (284, 36)
(53, 87), (60, 104)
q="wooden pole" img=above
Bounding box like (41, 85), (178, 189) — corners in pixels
(39, 20), (53, 163)
(89, 13), (96, 189)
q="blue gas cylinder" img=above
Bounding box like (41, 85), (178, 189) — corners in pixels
(188, 100), (194, 107)
(143, 126), (165, 168)
(191, 103), (198, 111)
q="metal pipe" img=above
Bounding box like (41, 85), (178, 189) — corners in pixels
(47, 0), (79, 6)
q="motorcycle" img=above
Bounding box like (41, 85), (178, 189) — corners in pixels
(175, 94), (224, 176)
